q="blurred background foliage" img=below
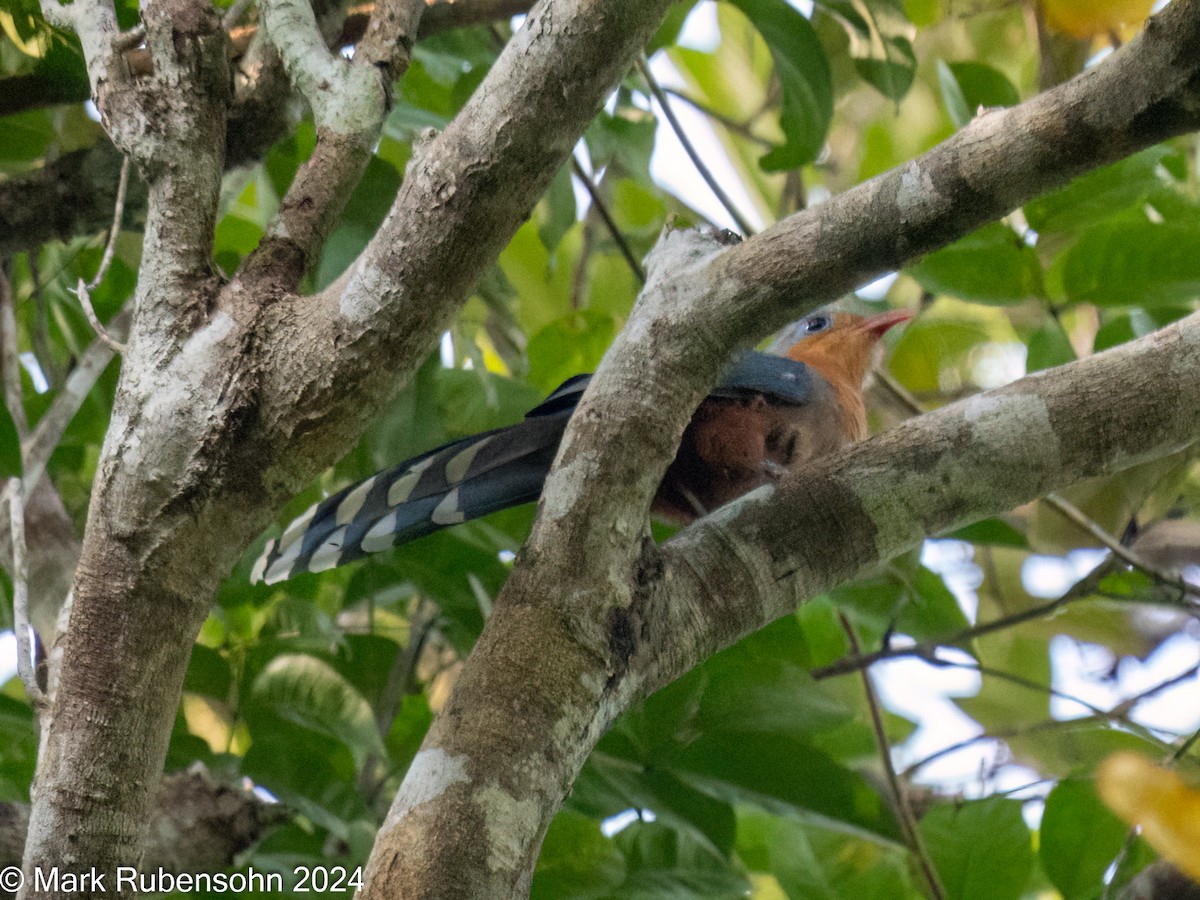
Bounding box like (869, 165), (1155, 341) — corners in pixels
(2, 0), (1200, 895)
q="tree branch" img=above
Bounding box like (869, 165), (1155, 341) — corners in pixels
(368, 6), (1200, 887)
(258, 0), (678, 472)
(380, 306), (1200, 894)
(245, 0), (394, 289)
(20, 0), (1200, 894)
(20, 0), (677, 892)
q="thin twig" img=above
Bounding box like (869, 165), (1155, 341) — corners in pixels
(22, 308), (130, 493)
(571, 208), (599, 309)
(945, 658), (1108, 716)
(488, 22), (644, 286)
(570, 158), (646, 285)
(901, 661), (1198, 779)
(636, 56), (755, 236)
(86, 155), (130, 293)
(1098, 684), (1200, 899)
(874, 367), (924, 417)
(30, 263), (57, 388)
(1100, 830), (1141, 900)
(840, 614), (945, 900)
(1045, 492), (1198, 603)
(1170, 724), (1200, 762)
(73, 280), (127, 354)
(660, 86), (773, 148)
(902, 730), (1006, 780)
(7, 477), (44, 707)
(811, 555), (1119, 679)
(0, 266), (28, 441)
(374, 599), (439, 737)
(1109, 661), (1200, 717)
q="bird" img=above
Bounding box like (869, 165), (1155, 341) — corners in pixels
(252, 308), (913, 585)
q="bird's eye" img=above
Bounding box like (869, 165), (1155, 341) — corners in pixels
(803, 315), (831, 334)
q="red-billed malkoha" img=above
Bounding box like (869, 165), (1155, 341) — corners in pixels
(253, 308), (914, 584)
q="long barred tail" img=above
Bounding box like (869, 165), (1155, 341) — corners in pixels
(252, 377), (588, 585)
(252, 351), (818, 585)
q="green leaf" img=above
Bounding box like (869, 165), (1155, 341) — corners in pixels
(312, 156), (403, 289)
(674, 733), (896, 837)
(1059, 220), (1200, 306)
(936, 61), (1019, 128)
(586, 109), (657, 184)
(538, 162), (578, 259)
(908, 223), (1042, 304)
(532, 811), (625, 900)
(0, 109), (56, 164)
(1025, 148), (1169, 234)
(0, 694), (37, 802)
(527, 311), (620, 393)
(213, 215), (264, 275)
(1093, 568), (1186, 606)
(737, 808), (919, 900)
(251, 654), (385, 767)
(1093, 306), (1192, 352)
(571, 752), (737, 857)
(1025, 319), (1076, 372)
(814, 0), (871, 37)
(895, 564), (971, 639)
(332, 633), (402, 708)
(610, 821), (751, 899)
(0, 400), (21, 478)
(825, 564), (967, 644)
(184, 644), (232, 700)
(904, 0), (940, 27)
(1039, 778), (1129, 899)
(649, 0), (702, 52)
(729, 0), (833, 171)
(945, 518), (1028, 548)
(385, 694), (434, 770)
(693, 616), (856, 737)
(436, 367), (542, 435)
(854, 36), (916, 102)
(920, 798), (1033, 900)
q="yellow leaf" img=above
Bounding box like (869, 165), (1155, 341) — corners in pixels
(1097, 752), (1200, 880)
(1039, 0), (1155, 40)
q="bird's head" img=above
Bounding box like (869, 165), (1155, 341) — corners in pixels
(773, 307), (913, 441)
(778, 308), (913, 388)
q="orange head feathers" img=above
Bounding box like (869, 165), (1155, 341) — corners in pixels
(780, 309), (913, 441)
